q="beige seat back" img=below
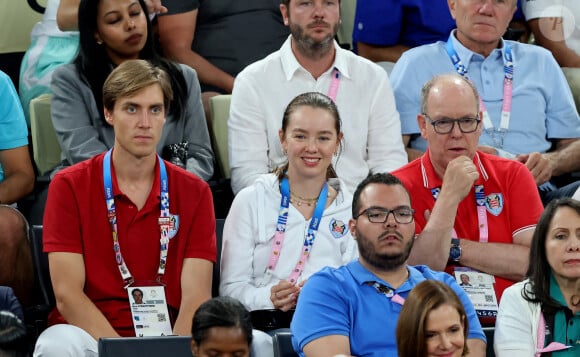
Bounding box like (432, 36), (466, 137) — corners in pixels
(210, 94), (232, 179)
(30, 94), (61, 176)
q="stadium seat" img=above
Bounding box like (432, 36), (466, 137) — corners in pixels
(209, 94), (231, 179)
(30, 94), (61, 176)
(272, 329), (297, 357)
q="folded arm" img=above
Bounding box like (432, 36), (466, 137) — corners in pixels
(528, 18), (580, 68)
(459, 229), (532, 282)
(357, 42), (410, 63)
(50, 252), (119, 339)
(172, 258), (212, 336)
(157, 10), (234, 93)
(0, 146), (34, 204)
(303, 335), (352, 357)
(408, 156), (478, 270)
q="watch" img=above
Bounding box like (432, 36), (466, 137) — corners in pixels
(449, 238), (462, 262)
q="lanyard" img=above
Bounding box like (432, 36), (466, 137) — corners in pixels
(430, 185), (489, 243)
(266, 177), (328, 284)
(366, 282), (405, 306)
(103, 149), (171, 287)
(444, 39), (514, 149)
(327, 68), (340, 102)
(425, 154), (489, 243)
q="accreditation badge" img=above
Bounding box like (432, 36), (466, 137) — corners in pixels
(128, 286), (172, 336)
(453, 268), (499, 319)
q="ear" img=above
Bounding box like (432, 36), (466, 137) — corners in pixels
(348, 218), (357, 239)
(104, 108), (114, 126)
(447, 0), (457, 20)
(417, 114), (428, 140)
(94, 31), (103, 45)
(279, 128), (287, 151)
(336, 131), (344, 149)
(280, 3), (289, 26)
(191, 341), (199, 357)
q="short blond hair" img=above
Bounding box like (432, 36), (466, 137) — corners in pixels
(103, 59), (173, 112)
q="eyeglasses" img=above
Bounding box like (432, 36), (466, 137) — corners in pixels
(355, 207), (415, 224)
(422, 113), (481, 134)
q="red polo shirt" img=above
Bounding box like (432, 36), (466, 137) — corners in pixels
(392, 150), (543, 301)
(44, 153), (216, 336)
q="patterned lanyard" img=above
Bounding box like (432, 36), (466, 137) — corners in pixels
(266, 177), (328, 283)
(327, 68), (340, 102)
(103, 149), (171, 287)
(430, 184), (488, 243)
(444, 39), (514, 149)
(366, 282), (405, 306)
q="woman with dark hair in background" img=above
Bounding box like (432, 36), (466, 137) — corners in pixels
(495, 198), (580, 356)
(50, 0), (213, 179)
(397, 280), (469, 357)
(191, 296), (253, 357)
(192, 296), (273, 357)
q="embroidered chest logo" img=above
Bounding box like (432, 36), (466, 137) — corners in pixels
(485, 193), (504, 216)
(329, 218), (347, 238)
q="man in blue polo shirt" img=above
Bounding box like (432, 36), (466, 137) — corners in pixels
(291, 173), (486, 357)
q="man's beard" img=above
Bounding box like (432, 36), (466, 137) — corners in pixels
(289, 21), (339, 59)
(356, 229), (414, 271)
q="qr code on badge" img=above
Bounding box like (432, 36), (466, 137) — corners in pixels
(484, 295), (494, 303)
(157, 313), (167, 322)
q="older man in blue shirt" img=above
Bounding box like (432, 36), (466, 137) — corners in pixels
(391, 0), (580, 204)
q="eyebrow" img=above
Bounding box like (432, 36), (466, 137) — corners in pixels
(120, 101), (164, 109)
(291, 128), (335, 135)
(103, 1), (141, 17)
(364, 205), (412, 211)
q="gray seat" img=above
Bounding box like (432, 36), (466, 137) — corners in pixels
(272, 329), (298, 357)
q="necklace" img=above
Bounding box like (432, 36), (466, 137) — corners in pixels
(290, 191), (320, 207)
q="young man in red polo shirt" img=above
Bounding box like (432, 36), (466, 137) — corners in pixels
(392, 74), (543, 310)
(34, 60), (216, 355)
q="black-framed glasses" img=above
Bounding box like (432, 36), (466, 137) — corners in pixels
(423, 113), (481, 134)
(355, 207), (415, 224)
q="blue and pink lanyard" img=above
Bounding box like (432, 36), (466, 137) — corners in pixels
(103, 149), (171, 287)
(266, 177), (328, 284)
(423, 155), (489, 243)
(444, 39), (514, 149)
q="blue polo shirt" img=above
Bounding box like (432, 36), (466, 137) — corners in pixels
(390, 32), (580, 154)
(0, 71), (29, 182)
(352, 0), (455, 53)
(291, 261), (485, 356)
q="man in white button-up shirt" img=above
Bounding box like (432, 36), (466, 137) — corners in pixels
(228, 0), (407, 195)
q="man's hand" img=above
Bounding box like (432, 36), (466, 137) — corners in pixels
(440, 156), (479, 202)
(516, 152), (553, 185)
(145, 0), (167, 15)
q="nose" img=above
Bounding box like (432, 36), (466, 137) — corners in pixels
(449, 121), (464, 138)
(305, 138), (318, 152)
(567, 237), (580, 252)
(312, 1), (324, 18)
(439, 334), (453, 350)
(478, 0), (494, 14)
(383, 211), (398, 227)
(137, 112), (152, 128)
(127, 18), (136, 30)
